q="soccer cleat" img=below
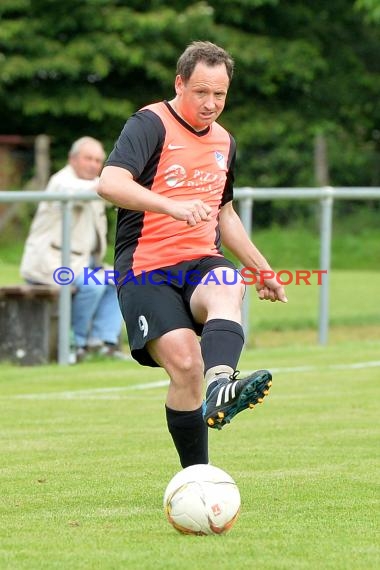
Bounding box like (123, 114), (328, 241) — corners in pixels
(203, 370), (272, 430)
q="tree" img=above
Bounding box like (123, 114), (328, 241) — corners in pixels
(0, 0), (379, 213)
(355, 0), (380, 23)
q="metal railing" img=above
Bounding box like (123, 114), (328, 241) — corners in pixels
(1, 186), (380, 365)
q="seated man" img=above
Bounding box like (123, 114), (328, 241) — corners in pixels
(20, 136), (127, 362)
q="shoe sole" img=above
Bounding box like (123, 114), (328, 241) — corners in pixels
(205, 370), (272, 430)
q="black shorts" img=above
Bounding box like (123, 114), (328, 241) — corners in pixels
(118, 256), (238, 367)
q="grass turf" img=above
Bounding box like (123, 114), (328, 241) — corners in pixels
(0, 339), (379, 569)
(245, 269), (380, 343)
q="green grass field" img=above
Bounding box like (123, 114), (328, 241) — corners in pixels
(246, 269), (380, 334)
(1, 225), (379, 568)
(1, 340), (379, 570)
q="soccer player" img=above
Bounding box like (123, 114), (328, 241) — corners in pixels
(99, 41), (287, 467)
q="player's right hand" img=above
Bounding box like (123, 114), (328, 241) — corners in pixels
(170, 199), (212, 226)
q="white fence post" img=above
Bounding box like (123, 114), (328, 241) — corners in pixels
(238, 197), (253, 342)
(318, 187), (334, 345)
(58, 201), (73, 365)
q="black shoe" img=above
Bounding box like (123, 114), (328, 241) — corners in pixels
(203, 370), (272, 430)
(97, 344), (132, 361)
(75, 346), (88, 363)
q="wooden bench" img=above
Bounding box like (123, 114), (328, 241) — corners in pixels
(0, 285), (60, 365)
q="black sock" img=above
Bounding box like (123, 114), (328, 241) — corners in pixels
(201, 318), (244, 374)
(165, 405), (208, 468)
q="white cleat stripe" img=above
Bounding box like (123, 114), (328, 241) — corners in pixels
(224, 383), (232, 403)
(216, 385), (225, 407)
(231, 381), (237, 399)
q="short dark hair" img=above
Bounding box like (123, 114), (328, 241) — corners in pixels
(176, 41), (234, 83)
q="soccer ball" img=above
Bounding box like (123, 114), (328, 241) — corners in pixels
(163, 464), (241, 535)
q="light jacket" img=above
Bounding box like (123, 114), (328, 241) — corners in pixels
(20, 165), (108, 286)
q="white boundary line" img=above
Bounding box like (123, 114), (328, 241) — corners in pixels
(8, 360), (380, 401)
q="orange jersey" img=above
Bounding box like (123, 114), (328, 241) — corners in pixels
(106, 101), (236, 279)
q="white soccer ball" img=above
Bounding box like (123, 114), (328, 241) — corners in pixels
(163, 464), (241, 535)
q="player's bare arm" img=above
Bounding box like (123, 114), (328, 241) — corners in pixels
(99, 165), (212, 226)
(219, 201), (288, 303)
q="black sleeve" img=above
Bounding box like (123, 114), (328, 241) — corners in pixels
(220, 134), (236, 206)
(105, 110), (165, 179)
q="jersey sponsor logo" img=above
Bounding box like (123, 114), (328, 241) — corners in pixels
(164, 163), (226, 193)
(168, 143), (186, 150)
(215, 151), (226, 170)
(164, 164), (187, 187)
(138, 315), (149, 338)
